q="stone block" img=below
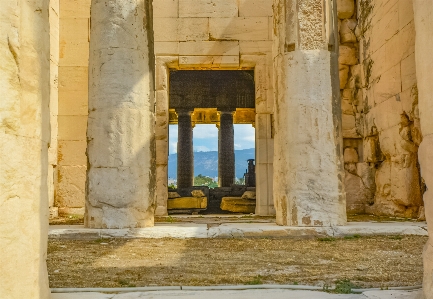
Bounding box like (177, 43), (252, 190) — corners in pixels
(57, 115), (87, 141)
(342, 114), (356, 130)
(178, 55), (239, 68)
(220, 197), (255, 213)
(58, 141), (87, 166)
(60, 0), (90, 18)
(168, 192), (181, 198)
(372, 63), (401, 105)
(56, 165), (86, 208)
(58, 66), (88, 116)
(239, 41), (272, 54)
(339, 45), (358, 66)
(241, 191), (256, 200)
(398, 0), (414, 30)
(178, 18), (209, 41)
(337, 0), (355, 19)
(344, 147), (358, 163)
(167, 197), (207, 209)
(340, 18), (357, 43)
(59, 18), (89, 67)
(209, 17), (269, 41)
(339, 64), (350, 89)
(153, 0), (178, 18)
(153, 18), (178, 41)
(179, 41), (239, 56)
(179, 0), (238, 17)
(154, 42), (179, 55)
(239, 0), (272, 16)
(385, 21), (415, 70)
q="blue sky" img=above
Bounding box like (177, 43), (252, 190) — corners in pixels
(169, 124), (255, 154)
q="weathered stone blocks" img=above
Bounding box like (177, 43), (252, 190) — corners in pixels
(85, 0), (155, 228)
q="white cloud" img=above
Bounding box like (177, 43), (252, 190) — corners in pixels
(193, 125), (218, 139)
(194, 145), (210, 152)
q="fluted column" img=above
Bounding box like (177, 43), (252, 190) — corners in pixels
(177, 110), (194, 188)
(218, 111), (235, 187)
(273, 0), (346, 226)
(86, 0), (155, 228)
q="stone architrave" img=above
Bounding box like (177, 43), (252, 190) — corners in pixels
(177, 110), (194, 188)
(86, 0), (155, 228)
(218, 110), (235, 187)
(413, 1), (433, 297)
(273, 0), (346, 226)
(0, 0), (51, 297)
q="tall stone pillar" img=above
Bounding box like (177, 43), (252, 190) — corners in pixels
(413, 2), (433, 298)
(218, 111), (235, 187)
(272, 0), (346, 226)
(0, 0), (50, 297)
(177, 110), (194, 188)
(86, 0), (155, 228)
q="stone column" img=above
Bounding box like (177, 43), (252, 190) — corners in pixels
(177, 110), (194, 188)
(0, 0), (50, 297)
(413, 1), (433, 297)
(86, 0), (155, 228)
(218, 111), (235, 187)
(272, 0), (346, 226)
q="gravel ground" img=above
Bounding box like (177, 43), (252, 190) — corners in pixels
(47, 235), (427, 289)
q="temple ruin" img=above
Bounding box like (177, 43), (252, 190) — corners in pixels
(1, 0), (433, 298)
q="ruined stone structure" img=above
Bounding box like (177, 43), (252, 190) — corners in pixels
(1, 0), (433, 298)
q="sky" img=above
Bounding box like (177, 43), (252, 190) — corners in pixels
(169, 124), (255, 154)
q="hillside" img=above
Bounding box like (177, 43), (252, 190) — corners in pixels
(168, 148), (255, 179)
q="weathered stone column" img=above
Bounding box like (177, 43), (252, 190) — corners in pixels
(86, 0), (155, 228)
(272, 0), (346, 226)
(218, 111), (235, 187)
(0, 0), (50, 297)
(413, 1), (433, 297)
(177, 110), (194, 188)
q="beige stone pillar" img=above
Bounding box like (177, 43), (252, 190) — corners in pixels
(86, 0), (155, 228)
(272, 0), (346, 226)
(414, 1), (433, 297)
(0, 0), (50, 297)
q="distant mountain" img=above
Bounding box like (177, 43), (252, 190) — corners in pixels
(168, 148), (255, 179)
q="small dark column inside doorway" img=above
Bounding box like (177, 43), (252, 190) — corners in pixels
(176, 110), (194, 188)
(218, 110), (235, 187)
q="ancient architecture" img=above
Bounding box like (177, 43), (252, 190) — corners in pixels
(1, 0), (433, 298)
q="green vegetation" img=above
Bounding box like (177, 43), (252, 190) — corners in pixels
(194, 174), (218, 188)
(245, 275), (263, 285)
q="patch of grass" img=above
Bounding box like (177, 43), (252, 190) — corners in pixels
(318, 237), (336, 242)
(94, 238), (110, 244)
(118, 279), (136, 287)
(292, 281), (298, 285)
(344, 234), (362, 240)
(245, 275), (263, 285)
(166, 216), (178, 223)
(333, 279), (358, 294)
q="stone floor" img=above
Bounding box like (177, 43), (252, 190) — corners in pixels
(50, 289), (422, 299)
(49, 221), (428, 239)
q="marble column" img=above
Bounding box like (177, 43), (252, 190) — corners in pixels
(413, 1), (433, 297)
(218, 111), (235, 187)
(272, 0), (346, 226)
(177, 110), (194, 188)
(86, 0), (155, 228)
(0, 0), (50, 297)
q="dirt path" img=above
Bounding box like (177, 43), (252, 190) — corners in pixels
(48, 235), (427, 289)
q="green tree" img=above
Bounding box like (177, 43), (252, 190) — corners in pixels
(194, 174), (218, 188)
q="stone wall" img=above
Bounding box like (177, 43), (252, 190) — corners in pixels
(356, 0), (423, 218)
(0, 0), (51, 297)
(56, 0), (91, 216)
(153, 0), (275, 216)
(49, 0), (60, 218)
(337, 0), (376, 214)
